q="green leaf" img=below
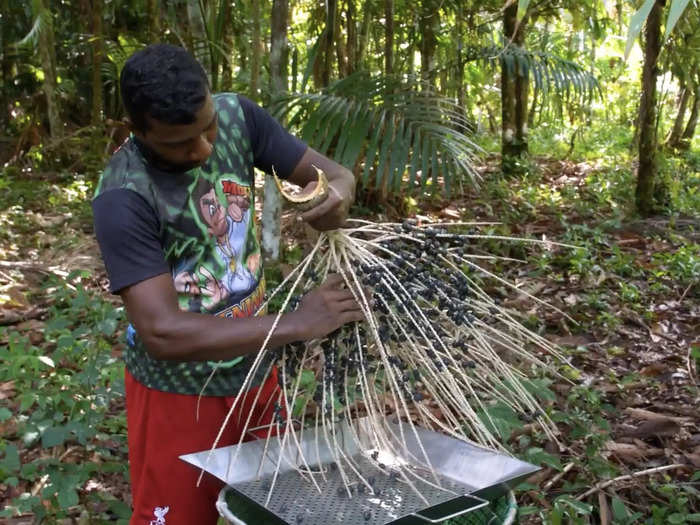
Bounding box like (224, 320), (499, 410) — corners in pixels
(611, 496), (629, 520)
(57, 487), (79, 509)
(555, 494), (593, 515)
(107, 499), (133, 519)
(517, 0), (531, 22)
(625, 0), (656, 60)
(668, 513), (687, 524)
(685, 514), (700, 523)
(0, 407), (11, 421)
(298, 369), (316, 390)
(97, 318), (117, 336)
(42, 426), (67, 448)
(664, 0), (691, 41)
(1, 444), (20, 472)
(525, 447), (562, 470)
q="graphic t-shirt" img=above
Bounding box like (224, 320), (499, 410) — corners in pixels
(92, 93), (306, 396)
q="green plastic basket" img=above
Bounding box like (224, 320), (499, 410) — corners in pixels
(218, 486), (517, 525)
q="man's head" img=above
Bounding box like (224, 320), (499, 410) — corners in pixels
(120, 44), (218, 171)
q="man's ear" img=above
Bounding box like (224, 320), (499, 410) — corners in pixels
(123, 117), (145, 139)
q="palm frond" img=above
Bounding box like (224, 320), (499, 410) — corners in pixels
(466, 43), (602, 106)
(15, 5), (50, 49)
(271, 72), (482, 197)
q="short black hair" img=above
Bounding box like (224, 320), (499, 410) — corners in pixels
(120, 44), (210, 133)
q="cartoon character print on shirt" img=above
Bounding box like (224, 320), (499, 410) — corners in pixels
(173, 174), (261, 314)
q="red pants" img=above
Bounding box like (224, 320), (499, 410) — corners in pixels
(125, 368), (281, 525)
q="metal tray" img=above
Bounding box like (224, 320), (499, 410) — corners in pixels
(180, 417), (538, 524)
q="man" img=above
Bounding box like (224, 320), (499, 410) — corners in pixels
(92, 44), (363, 525)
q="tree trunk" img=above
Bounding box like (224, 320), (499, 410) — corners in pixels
(384, 0), (393, 76)
(147, 0), (160, 42)
(419, 2), (437, 83)
(312, 0), (336, 88)
(501, 1), (528, 168)
(666, 81), (690, 148)
(323, 0), (337, 86)
(635, 0), (664, 217)
(291, 47), (298, 92)
(681, 83), (699, 142)
(250, 0), (262, 100)
(269, 0), (288, 94)
(91, 0), (103, 125)
(346, 0), (357, 74)
(456, 6), (464, 108)
(221, 0), (235, 90)
(1, 0), (14, 119)
(35, 0), (61, 139)
(262, 0), (289, 262)
(357, 0), (371, 70)
(335, 2), (348, 77)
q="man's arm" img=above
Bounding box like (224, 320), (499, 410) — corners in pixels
(120, 273), (363, 361)
(287, 147), (356, 231)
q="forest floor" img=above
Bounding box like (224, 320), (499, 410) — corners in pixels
(0, 152), (698, 524)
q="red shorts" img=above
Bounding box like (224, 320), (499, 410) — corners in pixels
(125, 368), (281, 525)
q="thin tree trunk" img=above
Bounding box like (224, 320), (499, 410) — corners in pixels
(384, 0), (393, 76)
(501, 1), (528, 166)
(250, 0), (262, 100)
(335, 1), (348, 77)
(35, 0), (61, 139)
(419, 2), (437, 83)
(635, 0), (664, 217)
(1, 0), (13, 119)
(456, 6), (464, 108)
(667, 81), (690, 147)
(221, 0), (235, 90)
(323, 0), (337, 85)
(357, 0), (371, 69)
(147, 0), (160, 42)
(91, 0), (103, 125)
(262, 0), (289, 262)
(346, 0), (357, 74)
(291, 47), (298, 92)
(682, 83), (699, 142)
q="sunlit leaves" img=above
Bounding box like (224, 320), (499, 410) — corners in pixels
(664, 0), (693, 42)
(467, 43), (602, 108)
(625, 0), (657, 60)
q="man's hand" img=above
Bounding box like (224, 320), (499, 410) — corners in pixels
(293, 274), (365, 339)
(288, 148), (355, 231)
(297, 176), (353, 231)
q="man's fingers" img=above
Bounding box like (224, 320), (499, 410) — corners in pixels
(340, 311), (365, 324)
(322, 273), (345, 288)
(336, 298), (362, 312)
(299, 191), (340, 223)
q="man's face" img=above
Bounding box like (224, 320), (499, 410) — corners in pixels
(133, 93), (218, 172)
(198, 188), (228, 237)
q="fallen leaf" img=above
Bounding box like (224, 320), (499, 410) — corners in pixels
(0, 381), (15, 400)
(563, 293), (580, 306)
(684, 452), (700, 468)
(625, 407), (692, 425)
(640, 362), (669, 377)
(621, 419), (681, 439)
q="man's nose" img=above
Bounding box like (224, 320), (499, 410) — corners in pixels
(190, 135), (213, 163)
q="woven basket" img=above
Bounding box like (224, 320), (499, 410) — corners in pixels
(217, 486), (518, 525)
